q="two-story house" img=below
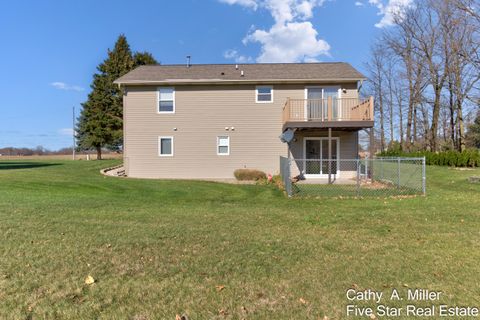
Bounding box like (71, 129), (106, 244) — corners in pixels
(114, 63), (374, 180)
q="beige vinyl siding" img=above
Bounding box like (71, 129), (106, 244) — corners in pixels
(124, 83), (359, 179)
(302, 82), (358, 99)
(339, 82), (358, 99)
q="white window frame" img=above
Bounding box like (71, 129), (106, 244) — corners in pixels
(158, 136), (174, 157)
(217, 136), (230, 156)
(255, 86), (273, 103)
(157, 87), (175, 114)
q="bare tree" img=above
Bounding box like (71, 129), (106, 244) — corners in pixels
(384, 14), (427, 150)
(384, 57), (396, 144)
(366, 44), (387, 151)
(366, 0), (479, 153)
(442, 0), (480, 150)
(393, 78), (406, 146)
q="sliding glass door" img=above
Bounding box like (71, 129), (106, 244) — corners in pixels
(304, 137), (339, 178)
(305, 87), (341, 121)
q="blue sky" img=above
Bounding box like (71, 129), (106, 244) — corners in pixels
(0, 0), (411, 150)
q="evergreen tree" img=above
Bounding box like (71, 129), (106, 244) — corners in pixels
(134, 51), (158, 66)
(76, 35), (157, 159)
(466, 111), (480, 149)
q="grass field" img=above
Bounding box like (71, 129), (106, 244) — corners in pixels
(1, 160), (480, 319)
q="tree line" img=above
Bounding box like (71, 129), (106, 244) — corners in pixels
(76, 35), (158, 159)
(366, 0), (480, 152)
(0, 146), (75, 156)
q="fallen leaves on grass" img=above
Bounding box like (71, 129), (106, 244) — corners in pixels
(219, 309), (228, 316)
(84, 275), (95, 285)
(215, 285), (225, 292)
(299, 297), (308, 305)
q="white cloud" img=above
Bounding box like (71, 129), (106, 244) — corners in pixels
(220, 0), (330, 63)
(244, 21), (330, 62)
(58, 128), (74, 136)
(50, 82), (84, 92)
(223, 49), (254, 63)
(218, 0), (258, 9)
(263, 0), (325, 24)
(355, 1), (364, 6)
(368, 0), (413, 28)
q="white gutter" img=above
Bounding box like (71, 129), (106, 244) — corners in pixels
(114, 78), (367, 86)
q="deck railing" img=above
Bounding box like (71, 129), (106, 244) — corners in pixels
(282, 97), (374, 123)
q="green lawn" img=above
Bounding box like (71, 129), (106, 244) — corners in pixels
(1, 160), (479, 319)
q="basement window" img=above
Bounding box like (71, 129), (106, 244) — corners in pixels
(217, 136), (230, 155)
(158, 136), (173, 156)
(158, 87), (175, 113)
(256, 86), (273, 103)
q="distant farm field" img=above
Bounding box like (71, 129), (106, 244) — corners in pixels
(0, 153), (122, 160)
(0, 160), (479, 319)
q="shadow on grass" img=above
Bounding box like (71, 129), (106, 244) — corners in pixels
(0, 162), (61, 170)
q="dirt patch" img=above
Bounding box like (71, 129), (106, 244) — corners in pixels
(469, 176), (480, 183)
(359, 180), (394, 189)
(452, 167), (475, 171)
(202, 178), (257, 185)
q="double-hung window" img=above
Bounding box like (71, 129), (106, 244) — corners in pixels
(256, 86), (273, 103)
(158, 87), (175, 113)
(158, 136), (173, 156)
(217, 136), (230, 155)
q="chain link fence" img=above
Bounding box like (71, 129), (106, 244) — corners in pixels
(279, 156), (426, 198)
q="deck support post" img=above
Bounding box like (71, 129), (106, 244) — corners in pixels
(328, 127), (332, 184)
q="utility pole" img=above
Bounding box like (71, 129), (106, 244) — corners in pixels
(72, 106), (76, 161)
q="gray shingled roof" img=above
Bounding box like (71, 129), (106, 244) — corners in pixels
(114, 63), (366, 85)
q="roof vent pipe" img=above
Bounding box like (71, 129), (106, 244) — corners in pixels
(186, 55), (191, 68)
(240, 70), (244, 77)
(235, 64), (239, 70)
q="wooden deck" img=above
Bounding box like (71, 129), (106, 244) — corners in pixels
(282, 97), (374, 130)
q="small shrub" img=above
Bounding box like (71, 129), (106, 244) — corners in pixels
(234, 169), (267, 181)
